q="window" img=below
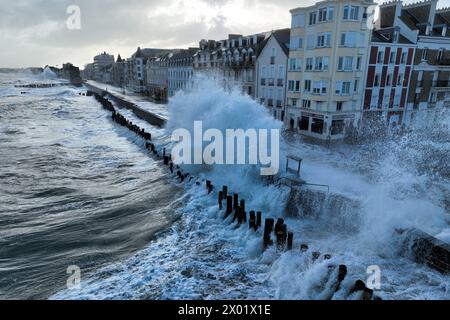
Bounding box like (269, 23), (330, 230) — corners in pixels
(386, 74), (391, 86)
(338, 56), (353, 71)
(312, 80), (328, 94)
(314, 56), (329, 71)
(336, 81), (351, 95)
(311, 118), (324, 134)
(343, 5), (360, 20)
(437, 49), (444, 61)
(306, 57), (314, 71)
(374, 74), (380, 87)
(289, 58), (302, 71)
(288, 80), (300, 92)
(340, 32), (357, 47)
(304, 80), (311, 92)
(389, 52), (396, 64)
(377, 51), (384, 63)
(421, 48), (428, 61)
(397, 74), (404, 86)
(307, 34), (315, 49)
(302, 100), (311, 109)
(401, 52), (407, 64)
(278, 65), (285, 78)
(309, 11), (317, 25)
(292, 13), (305, 28)
(354, 79), (359, 92)
(318, 6), (334, 22)
(337, 102), (343, 111)
(356, 56), (362, 70)
(317, 32), (332, 47)
(291, 37), (303, 50)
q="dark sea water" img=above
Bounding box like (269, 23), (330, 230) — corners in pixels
(0, 72), (182, 299)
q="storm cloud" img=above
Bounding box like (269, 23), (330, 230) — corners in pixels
(1, 0), (449, 68)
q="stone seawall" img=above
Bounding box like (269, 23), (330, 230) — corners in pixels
(84, 82), (167, 127)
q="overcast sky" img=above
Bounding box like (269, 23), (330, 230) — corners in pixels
(1, 0), (449, 68)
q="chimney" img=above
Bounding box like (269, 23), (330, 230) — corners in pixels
(394, 0), (402, 18)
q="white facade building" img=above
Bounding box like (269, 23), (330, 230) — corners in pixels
(256, 29), (291, 121)
(168, 48), (197, 97)
(286, 0), (375, 140)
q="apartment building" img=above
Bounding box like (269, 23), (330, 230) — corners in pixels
(286, 0), (375, 140)
(146, 52), (175, 102)
(168, 48), (197, 97)
(93, 52), (114, 83)
(256, 29), (291, 121)
(194, 33), (267, 97)
(111, 54), (126, 88)
(402, 1), (450, 124)
(363, 1), (417, 126)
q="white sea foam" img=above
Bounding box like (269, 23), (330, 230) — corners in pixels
(51, 78), (449, 300)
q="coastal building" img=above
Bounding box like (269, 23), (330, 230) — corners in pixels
(194, 33), (268, 97)
(82, 63), (95, 81)
(146, 52), (176, 102)
(256, 28), (291, 121)
(168, 48), (197, 97)
(111, 54), (126, 88)
(125, 47), (172, 94)
(363, 1), (417, 127)
(93, 52), (114, 83)
(286, 0), (375, 140)
(401, 1), (450, 124)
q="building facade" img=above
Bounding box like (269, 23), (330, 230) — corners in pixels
(286, 0), (375, 140)
(402, 1), (450, 124)
(111, 54), (126, 88)
(363, 1), (418, 127)
(146, 52), (176, 102)
(256, 29), (291, 121)
(168, 48), (197, 97)
(93, 52), (114, 83)
(194, 33), (267, 98)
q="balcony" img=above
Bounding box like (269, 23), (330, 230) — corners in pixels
(277, 79), (284, 87)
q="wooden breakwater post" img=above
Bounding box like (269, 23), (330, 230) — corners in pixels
(287, 232), (294, 251)
(256, 211), (262, 230)
(335, 265), (348, 292)
(275, 218), (288, 250)
(225, 196), (233, 218)
(218, 191), (223, 210)
(233, 193), (239, 211)
(222, 186), (228, 199)
(240, 199), (246, 223)
(350, 280), (374, 300)
(249, 211), (256, 230)
(263, 218), (275, 248)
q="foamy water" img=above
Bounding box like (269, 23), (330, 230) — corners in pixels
(52, 78), (449, 300)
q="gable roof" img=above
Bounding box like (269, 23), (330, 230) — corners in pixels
(257, 28), (291, 58)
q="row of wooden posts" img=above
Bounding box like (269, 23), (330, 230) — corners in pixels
(91, 91), (378, 300)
